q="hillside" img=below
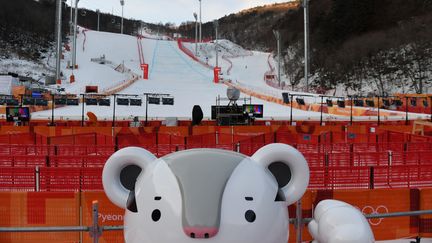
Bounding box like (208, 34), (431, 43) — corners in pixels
(179, 0), (432, 95)
(0, 0), (170, 80)
(178, 2), (299, 51)
(1, 0), (432, 96)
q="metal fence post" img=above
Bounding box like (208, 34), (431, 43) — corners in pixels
(296, 200), (302, 243)
(388, 150), (393, 166)
(35, 166), (40, 192)
(90, 201), (101, 243)
(324, 152), (329, 188)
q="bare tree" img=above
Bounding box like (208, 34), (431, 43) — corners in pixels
(284, 44), (304, 90)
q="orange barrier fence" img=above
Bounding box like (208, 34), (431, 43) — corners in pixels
(1, 189), (431, 242)
(420, 188), (432, 238)
(81, 192), (123, 243)
(2, 163), (432, 191)
(1, 130), (432, 191)
(0, 192), (80, 243)
(288, 188), (432, 241)
(2, 142), (432, 167)
(24, 126), (427, 147)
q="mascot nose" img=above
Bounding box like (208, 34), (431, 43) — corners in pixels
(184, 227), (219, 239)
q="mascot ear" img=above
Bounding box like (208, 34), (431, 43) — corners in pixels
(252, 143), (309, 205)
(102, 147), (157, 208)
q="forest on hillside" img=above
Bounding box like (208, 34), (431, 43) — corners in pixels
(298, 0), (432, 95)
(179, 0), (432, 95)
(1, 0), (432, 95)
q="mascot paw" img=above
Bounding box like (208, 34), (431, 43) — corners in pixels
(308, 200), (375, 243)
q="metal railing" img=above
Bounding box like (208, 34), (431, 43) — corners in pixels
(0, 200), (431, 243)
(0, 201), (122, 243)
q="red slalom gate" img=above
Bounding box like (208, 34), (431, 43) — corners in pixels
(214, 67), (221, 83)
(141, 63), (149, 79)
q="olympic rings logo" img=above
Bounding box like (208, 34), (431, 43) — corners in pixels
(360, 205), (389, 226)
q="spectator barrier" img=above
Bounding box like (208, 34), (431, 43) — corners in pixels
(1, 164), (432, 192)
(0, 189), (431, 242)
(0, 192), (80, 243)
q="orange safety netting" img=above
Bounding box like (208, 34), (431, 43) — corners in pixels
(1, 190), (430, 242)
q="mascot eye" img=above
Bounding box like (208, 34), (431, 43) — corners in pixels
(245, 210), (256, 223)
(151, 209), (161, 222)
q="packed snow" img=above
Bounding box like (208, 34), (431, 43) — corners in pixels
(31, 29), (333, 121)
(28, 28), (430, 123)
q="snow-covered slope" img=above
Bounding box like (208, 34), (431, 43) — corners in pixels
(32, 29), (328, 120)
(60, 29), (145, 93)
(29, 29), (430, 122)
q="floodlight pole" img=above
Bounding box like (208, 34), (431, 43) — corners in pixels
(69, 0), (73, 36)
(350, 97), (354, 125)
(405, 97), (409, 125)
(120, 0), (125, 34)
(51, 94), (55, 126)
(273, 30), (281, 87)
(303, 0), (310, 93)
(112, 94), (117, 127)
(81, 94), (85, 127)
(199, 0), (202, 43)
(194, 13), (198, 56)
(214, 20), (219, 67)
(144, 93), (149, 126)
(377, 96), (381, 126)
(290, 94), (294, 126)
(72, 0), (79, 70)
(55, 0), (63, 84)
(96, 9), (100, 31)
(320, 96), (323, 126)
(430, 96), (432, 123)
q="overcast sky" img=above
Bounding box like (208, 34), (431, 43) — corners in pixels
(72, 0), (290, 25)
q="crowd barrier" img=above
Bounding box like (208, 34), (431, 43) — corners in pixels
(1, 164), (432, 192)
(0, 128), (429, 150)
(0, 189), (431, 242)
(0, 126), (431, 192)
(3, 145), (431, 168)
(0, 128), (430, 156)
(0, 192), (80, 243)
